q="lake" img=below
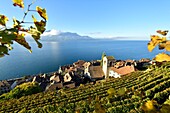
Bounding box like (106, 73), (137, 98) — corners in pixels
(0, 40), (162, 80)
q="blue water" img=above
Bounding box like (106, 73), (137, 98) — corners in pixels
(0, 40), (163, 80)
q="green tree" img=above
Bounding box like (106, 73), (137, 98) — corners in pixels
(0, 0), (48, 58)
(4, 82), (42, 99)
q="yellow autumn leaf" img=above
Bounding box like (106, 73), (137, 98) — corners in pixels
(154, 53), (170, 62)
(157, 30), (168, 36)
(148, 35), (162, 52)
(159, 42), (166, 50)
(95, 102), (106, 113)
(162, 37), (167, 42)
(117, 87), (126, 96)
(12, 0), (24, 8)
(148, 42), (156, 52)
(107, 88), (116, 96)
(145, 100), (155, 110)
(165, 41), (170, 51)
(141, 100), (158, 112)
(36, 6), (48, 20)
(0, 15), (8, 26)
(151, 35), (162, 42)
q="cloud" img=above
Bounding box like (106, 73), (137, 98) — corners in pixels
(41, 29), (61, 37)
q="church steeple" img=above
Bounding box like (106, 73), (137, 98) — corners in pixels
(101, 52), (106, 67)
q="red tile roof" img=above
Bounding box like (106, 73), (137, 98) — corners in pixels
(73, 60), (86, 68)
(110, 66), (135, 75)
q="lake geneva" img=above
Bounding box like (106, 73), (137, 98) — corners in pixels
(0, 40), (162, 80)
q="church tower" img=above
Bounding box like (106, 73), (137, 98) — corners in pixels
(102, 56), (108, 78)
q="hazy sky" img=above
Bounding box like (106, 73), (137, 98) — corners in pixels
(1, 0), (170, 40)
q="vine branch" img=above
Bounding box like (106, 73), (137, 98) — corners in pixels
(21, 0), (36, 23)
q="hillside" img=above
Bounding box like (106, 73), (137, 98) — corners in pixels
(0, 63), (170, 112)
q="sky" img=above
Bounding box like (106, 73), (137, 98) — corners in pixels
(1, 0), (170, 40)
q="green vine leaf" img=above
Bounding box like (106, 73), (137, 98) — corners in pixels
(0, 46), (9, 55)
(0, 0), (47, 57)
(0, 28), (18, 44)
(13, 17), (21, 29)
(0, 15), (8, 26)
(14, 33), (32, 53)
(32, 15), (46, 33)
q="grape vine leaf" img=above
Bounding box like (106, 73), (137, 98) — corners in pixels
(0, 46), (9, 55)
(28, 27), (42, 48)
(32, 15), (46, 33)
(36, 6), (48, 20)
(141, 100), (159, 113)
(165, 41), (170, 51)
(157, 30), (168, 36)
(12, 0), (24, 8)
(160, 104), (170, 113)
(148, 35), (165, 52)
(159, 42), (166, 50)
(107, 88), (116, 96)
(95, 101), (106, 113)
(154, 53), (170, 62)
(0, 15), (8, 26)
(0, 28), (18, 44)
(14, 33), (32, 53)
(117, 87), (126, 96)
(13, 17), (21, 28)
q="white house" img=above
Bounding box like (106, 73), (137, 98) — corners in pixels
(64, 72), (72, 82)
(109, 70), (121, 78)
(83, 62), (91, 77)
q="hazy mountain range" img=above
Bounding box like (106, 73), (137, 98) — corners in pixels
(26, 29), (146, 41)
(41, 30), (93, 41)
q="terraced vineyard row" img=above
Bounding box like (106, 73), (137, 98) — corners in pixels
(0, 64), (170, 113)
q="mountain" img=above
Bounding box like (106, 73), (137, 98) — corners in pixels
(41, 31), (93, 41)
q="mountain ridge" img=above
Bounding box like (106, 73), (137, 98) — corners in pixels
(41, 31), (94, 41)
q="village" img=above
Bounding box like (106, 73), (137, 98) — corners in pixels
(0, 54), (152, 95)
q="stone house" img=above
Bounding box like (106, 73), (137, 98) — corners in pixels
(63, 81), (75, 89)
(46, 82), (63, 91)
